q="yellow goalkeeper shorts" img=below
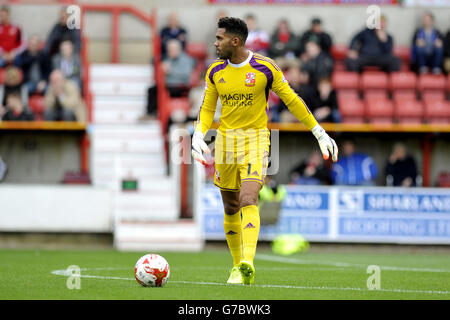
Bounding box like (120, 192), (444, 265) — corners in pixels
(213, 149), (269, 192)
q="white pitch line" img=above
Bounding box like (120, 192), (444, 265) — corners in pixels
(50, 269), (450, 295)
(256, 254), (450, 273)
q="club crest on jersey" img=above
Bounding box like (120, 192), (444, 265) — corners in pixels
(245, 72), (256, 87)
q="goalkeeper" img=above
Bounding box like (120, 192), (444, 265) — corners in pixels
(192, 17), (338, 285)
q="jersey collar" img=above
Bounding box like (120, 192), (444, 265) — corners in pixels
(227, 51), (253, 68)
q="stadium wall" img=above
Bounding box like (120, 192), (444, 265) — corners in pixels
(0, 185), (112, 232)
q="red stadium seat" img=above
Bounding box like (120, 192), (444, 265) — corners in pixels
(437, 172), (450, 188)
(186, 42), (207, 61)
(390, 71), (417, 91)
(364, 89), (388, 101)
(330, 44), (348, 61)
(337, 89), (359, 101)
(422, 90), (445, 103)
(395, 99), (424, 124)
(338, 96), (365, 123)
(361, 71), (388, 90)
(366, 99), (394, 123)
(333, 60), (346, 71)
(418, 74), (446, 91)
(424, 100), (450, 124)
(331, 71), (359, 90)
(393, 46), (411, 65)
(393, 90), (417, 102)
(28, 94), (46, 120)
(447, 74), (450, 92)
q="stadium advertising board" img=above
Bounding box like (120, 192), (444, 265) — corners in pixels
(201, 185), (450, 243)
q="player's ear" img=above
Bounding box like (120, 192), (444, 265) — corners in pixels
(231, 36), (240, 47)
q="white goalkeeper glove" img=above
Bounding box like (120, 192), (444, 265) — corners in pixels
(311, 124), (338, 162)
(191, 131), (210, 165)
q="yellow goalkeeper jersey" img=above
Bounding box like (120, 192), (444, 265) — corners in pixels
(195, 51), (318, 153)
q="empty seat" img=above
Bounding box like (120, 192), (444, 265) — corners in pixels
(424, 100), (450, 123)
(330, 44), (348, 61)
(395, 99), (424, 124)
(447, 74), (450, 92)
(390, 71), (417, 91)
(364, 89), (388, 101)
(418, 74), (446, 91)
(393, 90), (417, 102)
(338, 97), (365, 123)
(366, 99), (394, 123)
(361, 71), (388, 90)
(393, 46), (411, 65)
(185, 42), (207, 61)
(422, 90), (445, 103)
(332, 71), (359, 91)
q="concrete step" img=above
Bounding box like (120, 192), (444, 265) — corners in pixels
(90, 64), (153, 82)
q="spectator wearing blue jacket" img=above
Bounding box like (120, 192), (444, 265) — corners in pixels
(331, 140), (378, 186)
(411, 12), (444, 75)
(345, 15), (400, 73)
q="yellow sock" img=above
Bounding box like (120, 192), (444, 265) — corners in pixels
(241, 205), (260, 265)
(224, 210), (242, 266)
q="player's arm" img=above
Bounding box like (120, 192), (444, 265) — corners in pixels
(192, 67), (219, 165)
(271, 66), (338, 162)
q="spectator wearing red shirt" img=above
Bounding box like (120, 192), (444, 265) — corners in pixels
(0, 6), (24, 67)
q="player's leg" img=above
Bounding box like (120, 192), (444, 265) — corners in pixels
(237, 180), (261, 284)
(220, 189), (244, 284)
(220, 189), (242, 267)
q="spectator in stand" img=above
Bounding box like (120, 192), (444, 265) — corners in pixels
(268, 19), (298, 61)
(1, 66), (25, 106)
(331, 139), (378, 186)
(411, 12), (444, 75)
(313, 77), (340, 123)
(14, 34), (51, 96)
(160, 11), (187, 60)
(274, 65), (318, 123)
(345, 15), (400, 73)
(300, 41), (333, 88)
(444, 29), (450, 73)
(244, 14), (270, 56)
(44, 69), (86, 122)
(385, 143), (418, 187)
(0, 5), (25, 67)
(290, 150), (330, 185)
(52, 39), (82, 90)
(297, 17), (332, 58)
(45, 6), (81, 58)
(445, 29), (450, 73)
(145, 39), (195, 118)
(0, 91), (34, 121)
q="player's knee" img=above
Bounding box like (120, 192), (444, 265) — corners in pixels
(224, 200), (240, 215)
(240, 193), (258, 208)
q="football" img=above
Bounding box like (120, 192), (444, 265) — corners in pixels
(134, 254), (170, 287)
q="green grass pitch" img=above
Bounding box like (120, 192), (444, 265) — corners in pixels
(0, 247), (449, 300)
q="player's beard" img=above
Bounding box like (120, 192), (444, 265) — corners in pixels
(217, 47), (231, 60)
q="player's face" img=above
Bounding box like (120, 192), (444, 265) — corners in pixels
(215, 28), (235, 60)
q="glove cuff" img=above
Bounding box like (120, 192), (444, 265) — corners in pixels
(311, 124), (325, 140)
(193, 131), (204, 140)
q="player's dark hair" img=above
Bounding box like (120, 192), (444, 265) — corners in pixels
(218, 17), (248, 44)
